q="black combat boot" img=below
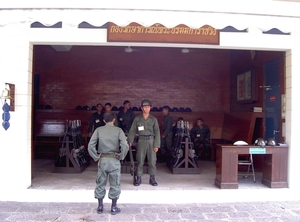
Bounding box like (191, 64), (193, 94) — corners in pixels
(149, 175), (158, 186)
(97, 198), (103, 214)
(134, 176), (142, 186)
(111, 198), (121, 215)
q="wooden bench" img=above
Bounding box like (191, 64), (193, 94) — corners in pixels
(33, 119), (66, 158)
(33, 109), (92, 158)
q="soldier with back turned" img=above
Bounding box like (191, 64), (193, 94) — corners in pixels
(88, 111), (128, 215)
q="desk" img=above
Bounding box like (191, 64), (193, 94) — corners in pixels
(215, 145), (288, 189)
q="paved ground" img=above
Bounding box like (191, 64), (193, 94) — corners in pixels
(2, 160), (300, 221)
(1, 200), (300, 222)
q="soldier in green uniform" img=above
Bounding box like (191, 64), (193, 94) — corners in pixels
(127, 99), (161, 186)
(88, 111), (128, 215)
(87, 103), (105, 137)
(159, 106), (173, 162)
(117, 100), (135, 134)
(190, 118), (211, 160)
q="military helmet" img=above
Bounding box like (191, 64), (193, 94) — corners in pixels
(254, 138), (266, 147)
(141, 99), (152, 107)
(75, 105), (83, 110)
(267, 138), (276, 146)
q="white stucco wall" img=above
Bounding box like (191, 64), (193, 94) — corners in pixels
(0, 24), (33, 189)
(286, 32), (300, 189)
(0, 1), (300, 196)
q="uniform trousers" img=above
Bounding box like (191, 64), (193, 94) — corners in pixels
(160, 132), (173, 155)
(194, 139), (210, 156)
(136, 139), (156, 176)
(95, 157), (121, 200)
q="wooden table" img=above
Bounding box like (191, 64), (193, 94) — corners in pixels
(215, 145), (288, 189)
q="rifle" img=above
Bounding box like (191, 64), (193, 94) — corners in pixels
(75, 120), (88, 166)
(185, 121), (198, 168)
(129, 145), (137, 185)
(55, 119), (69, 167)
(69, 120), (88, 167)
(171, 120), (184, 167)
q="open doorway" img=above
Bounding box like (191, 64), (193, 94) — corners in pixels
(31, 45), (285, 188)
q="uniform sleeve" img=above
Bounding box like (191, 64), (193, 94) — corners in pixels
(153, 118), (161, 148)
(130, 111), (135, 124)
(127, 117), (137, 143)
(119, 129), (129, 160)
(87, 131), (100, 162)
(87, 114), (94, 133)
(206, 125), (211, 140)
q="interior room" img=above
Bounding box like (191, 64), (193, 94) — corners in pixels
(31, 45), (285, 190)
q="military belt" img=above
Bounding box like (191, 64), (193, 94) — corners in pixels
(100, 153), (116, 158)
(139, 135), (154, 140)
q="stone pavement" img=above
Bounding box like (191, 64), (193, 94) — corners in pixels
(1, 200), (300, 222)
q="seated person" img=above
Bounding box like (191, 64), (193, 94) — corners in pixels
(190, 118), (211, 160)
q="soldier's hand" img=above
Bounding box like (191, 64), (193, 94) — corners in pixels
(153, 147), (159, 153)
(115, 152), (121, 160)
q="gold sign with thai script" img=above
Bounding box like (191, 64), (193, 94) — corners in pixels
(107, 22), (219, 45)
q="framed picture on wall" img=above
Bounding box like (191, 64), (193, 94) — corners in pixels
(237, 69), (255, 103)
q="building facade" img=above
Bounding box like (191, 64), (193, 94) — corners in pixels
(0, 1), (300, 196)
